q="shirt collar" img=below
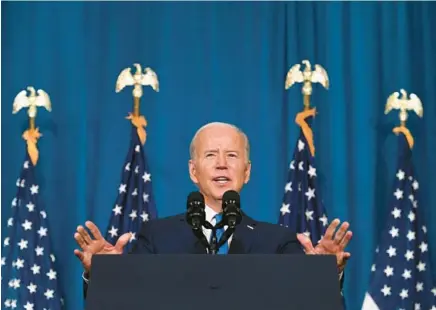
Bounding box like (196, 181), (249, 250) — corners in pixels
(205, 205), (220, 224)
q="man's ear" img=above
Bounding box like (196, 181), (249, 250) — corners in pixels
(188, 159), (198, 184)
(244, 160), (251, 184)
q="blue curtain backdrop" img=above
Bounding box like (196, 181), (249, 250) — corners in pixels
(2, 1), (436, 309)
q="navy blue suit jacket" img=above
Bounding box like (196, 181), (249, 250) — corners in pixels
(83, 213), (309, 298)
(130, 213), (305, 255)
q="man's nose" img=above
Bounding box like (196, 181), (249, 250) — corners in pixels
(216, 154), (228, 169)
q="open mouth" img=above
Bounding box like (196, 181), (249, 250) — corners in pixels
(213, 176), (231, 185)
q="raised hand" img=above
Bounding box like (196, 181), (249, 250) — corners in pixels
(73, 221), (131, 273)
(297, 219), (352, 273)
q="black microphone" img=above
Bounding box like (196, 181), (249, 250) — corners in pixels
(222, 190), (242, 229)
(186, 191), (206, 231)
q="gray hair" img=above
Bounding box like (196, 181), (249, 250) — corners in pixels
(189, 122), (250, 161)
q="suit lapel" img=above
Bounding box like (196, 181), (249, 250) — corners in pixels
(228, 215), (256, 254)
(178, 216), (208, 254)
(179, 214), (257, 254)
(192, 238), (208, 254)
(190, 230), (208, 254)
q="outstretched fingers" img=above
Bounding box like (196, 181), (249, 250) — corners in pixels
(339, 230), (353, 249)
(324, 219), (340, 240)
(86, 221), (104, 241)
(333, 221), (349, 244)
(77, 225), (93, 244)
(74, 221), (104, 251)
(297, 233), (315, 254)
(74, 232), (87, 250)
(74, 249), (85, 261)
(115, 233), (132, 252)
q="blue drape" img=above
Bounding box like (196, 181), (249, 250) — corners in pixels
(2, 2), (436, 309)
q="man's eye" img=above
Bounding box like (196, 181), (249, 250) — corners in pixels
(228, 154), (237, 158)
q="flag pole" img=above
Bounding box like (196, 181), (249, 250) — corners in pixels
(115, 63), (159, 145)
(12, 86), (52, 166)
(106, 63), (160, 252)
(284, 60), (329, 157)
(134, 96), (140, 117)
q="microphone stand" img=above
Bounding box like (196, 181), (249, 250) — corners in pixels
(216, 227), (235, 250)
(209, 228), (218, 255)
(190, 213), (239, 255)
(191, 221), (222, 255)
(192, 228), (211, 253)
(205, 220), (235, 255)
(203, 221), (220, 255)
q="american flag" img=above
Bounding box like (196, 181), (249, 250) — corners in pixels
(278, 116), (328, 246)
(278, 116), (347, 307)
(362, 135), (436, 310)
(105, 126), (158, 253)
(1, 153), (63, 309)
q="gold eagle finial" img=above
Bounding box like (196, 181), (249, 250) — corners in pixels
(115, 63), (159, 145)
(12, 86), (52, 165)
(116, 63), (159, 97)
(385, 88), (423, 125)
(285, 60), (329, 110)
(385, 89), (424, 149)
(13, 86), (52, 120)
(285, 60), (329, 93)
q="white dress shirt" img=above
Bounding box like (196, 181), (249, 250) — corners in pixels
(202, 205), (233, 249)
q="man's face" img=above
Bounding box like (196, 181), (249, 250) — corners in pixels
(189, 125), (251, 206)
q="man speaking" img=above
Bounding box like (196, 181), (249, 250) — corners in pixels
(74, 122), (352, 295)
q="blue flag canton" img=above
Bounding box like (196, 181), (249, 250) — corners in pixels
(1, 154), (63, 309)
(365, 136), (436, 309)
(105, 127), (158, 253)
(278, 127), (328, 246)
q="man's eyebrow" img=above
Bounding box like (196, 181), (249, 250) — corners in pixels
(204, 149), (218, 153)
(203, 149), (239, 153)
